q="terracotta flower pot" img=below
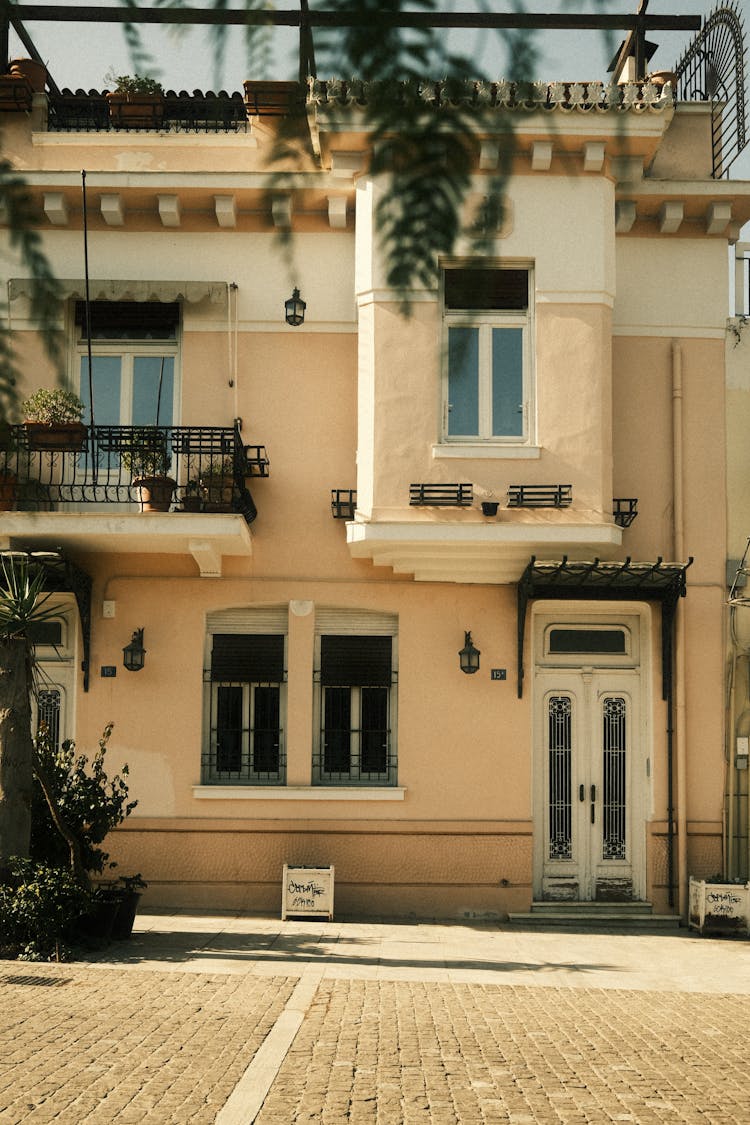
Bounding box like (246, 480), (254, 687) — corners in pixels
(9, 59), (47, 93)
(106, 92), (166, 129)
(133, 475), (176, 512)
(24, 421), (87, 452)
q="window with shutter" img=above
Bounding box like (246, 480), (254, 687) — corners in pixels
(443, 266), (533, 443)
(314, 630), (397, 785)
(203, 630), (286, 784)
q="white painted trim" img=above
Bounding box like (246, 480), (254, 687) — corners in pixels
(537, 291), (614, 307)
(432, 443), (541, 460)
(613, 326), (726, 339)
(33, 132), (259, 149)
(192, 785), (406, 801)
(357, 289), (437, 306)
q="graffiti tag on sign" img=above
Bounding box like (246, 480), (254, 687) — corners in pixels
(282, 866), (334, 919)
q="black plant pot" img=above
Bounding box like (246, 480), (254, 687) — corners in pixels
(111, 892), (142, 940)
(481, 501), (499, 516)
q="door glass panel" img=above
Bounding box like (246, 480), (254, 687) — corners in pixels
(447, 327), (479, 436)
(602, 696), (627, 860)
(548, 695), (572, 860)
(549, 629), (626, 654)
(491, 327), (523, 437)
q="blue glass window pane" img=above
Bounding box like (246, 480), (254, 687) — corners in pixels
(132, 356), (174, 426)
(79, 355), (121, 425)
(492, 328), (523, 437)
(80, 356), (121, 468)
(448, 327), (479, 436)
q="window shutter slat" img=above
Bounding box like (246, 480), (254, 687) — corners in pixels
(321, 635), (392, 686)
(211, 634), (284, 682)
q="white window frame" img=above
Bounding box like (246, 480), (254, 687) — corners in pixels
(441, 264), (535, 446)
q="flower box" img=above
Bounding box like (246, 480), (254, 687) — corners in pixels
(688, 876), (750, 935)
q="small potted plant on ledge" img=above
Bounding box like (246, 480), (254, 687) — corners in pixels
(104, 70), (165, 129)
(121, 428), (176, 512)
(200, 455), (236, 512)
(22, 387), (87, 451)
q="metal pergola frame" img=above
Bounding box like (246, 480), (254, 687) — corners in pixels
(0, 1), (702, 91)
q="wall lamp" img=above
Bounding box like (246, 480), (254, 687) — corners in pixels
(284, 287), (306, 326)
(123, 628), (146, 672)
(459, 630), (481, 675)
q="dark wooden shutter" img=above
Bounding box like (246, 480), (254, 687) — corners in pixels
(320, 635), (392, 686)
(210, 634), (284, 683)
(444, 268), (528, 311)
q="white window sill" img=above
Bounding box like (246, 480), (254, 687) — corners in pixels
(192, 785), (406, 801)
(432, 443), (541, 460)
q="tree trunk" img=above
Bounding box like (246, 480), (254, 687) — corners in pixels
(0, 637), (33, 880)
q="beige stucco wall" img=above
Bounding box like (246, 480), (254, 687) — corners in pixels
(1, 96), (738, 917)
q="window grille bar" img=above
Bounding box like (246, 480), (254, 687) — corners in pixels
(508, 484), (572, 508)
(409, 482), (473, 506)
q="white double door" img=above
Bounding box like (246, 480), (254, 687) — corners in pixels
(534, 670), (643, 903)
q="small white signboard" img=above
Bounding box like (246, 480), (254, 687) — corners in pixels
(282, 864), (334, 921)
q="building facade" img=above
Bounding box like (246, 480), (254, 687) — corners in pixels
(2, 65), (747, 919)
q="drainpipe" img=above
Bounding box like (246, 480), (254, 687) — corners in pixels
(672, 339), (688, 918)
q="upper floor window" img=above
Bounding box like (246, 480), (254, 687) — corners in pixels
(443, 266), (532, 443)
(74, 301), (180, 434)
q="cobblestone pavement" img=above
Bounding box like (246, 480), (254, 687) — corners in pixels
(2, 916), (750, 1124)
(256, 980), (750, 1124)
(0, 965), (294, 1124)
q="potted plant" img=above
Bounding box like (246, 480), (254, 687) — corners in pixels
(104, 71), (165, 129)
(200, 455), (236, 512)
(181, 479), (203, 512)
(110, 873), (148, 940)
(121, 428), (176, 512)
(0, 58), (46, 112)
(22, 387), (87, 451)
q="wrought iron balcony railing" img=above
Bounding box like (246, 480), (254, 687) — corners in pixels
(0, 422), (267, 523)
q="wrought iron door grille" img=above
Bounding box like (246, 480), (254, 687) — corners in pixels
(548, 695), (573, 860)
(602, 696), (627, 860)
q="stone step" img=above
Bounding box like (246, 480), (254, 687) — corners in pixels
(529, 900), (654, 915)
(508, 909), (680, 929)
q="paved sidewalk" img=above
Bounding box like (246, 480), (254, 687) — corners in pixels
(1, 913), (750, 1123)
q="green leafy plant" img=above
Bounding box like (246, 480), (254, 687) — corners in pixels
(200, 455), (234, 481)
(31, 722), (138, 880)
(104, 70), (164, 96)
(120, 428), (171, 478)
(0, 858), (91, 961)
(21, 387), (84, 425)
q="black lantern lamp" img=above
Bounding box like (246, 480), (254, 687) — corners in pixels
(123, 628), (146, 672)
(284, 287), (306, 326)
(459, 630), (480, 675)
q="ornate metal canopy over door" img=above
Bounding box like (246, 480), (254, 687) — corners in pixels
(537, 670), (639, 903)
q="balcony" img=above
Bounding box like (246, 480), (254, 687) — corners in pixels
(0, 422), (267, 576)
